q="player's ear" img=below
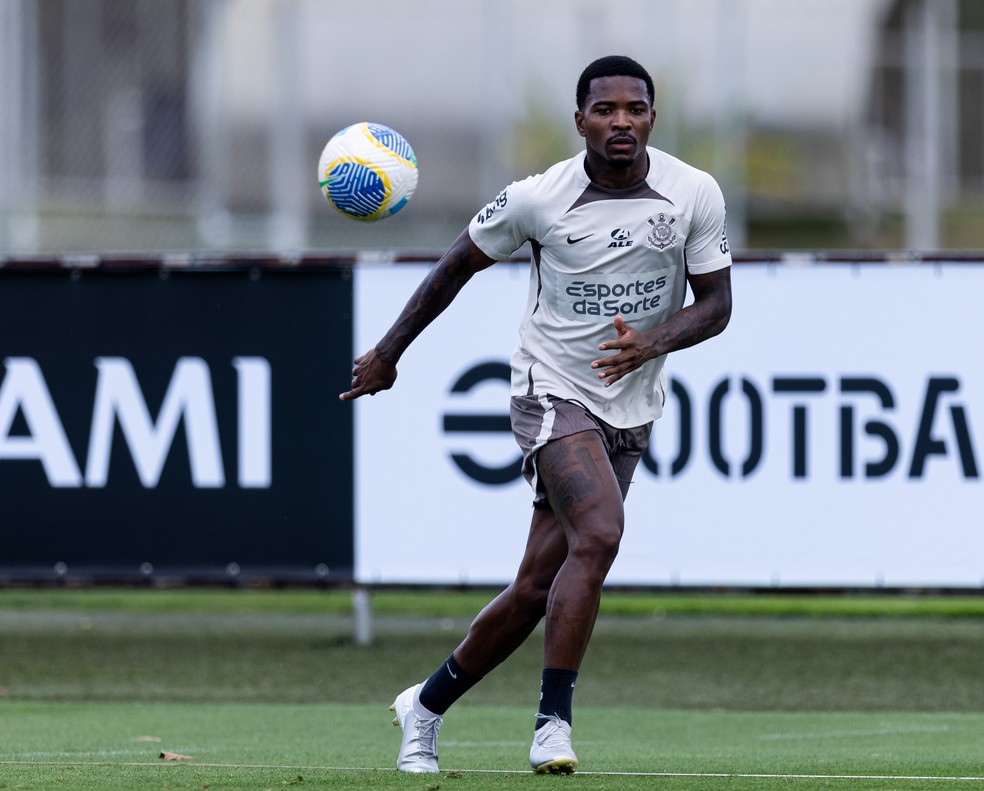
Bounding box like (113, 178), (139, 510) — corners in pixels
(574, 110), (586, 138)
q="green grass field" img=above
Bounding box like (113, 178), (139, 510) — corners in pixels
(2, 588), (984, 790)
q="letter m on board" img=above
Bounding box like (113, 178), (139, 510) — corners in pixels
(86, 357), (224, 488)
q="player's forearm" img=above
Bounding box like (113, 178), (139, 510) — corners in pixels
(647, 298), (729, 358)
(645, 271), (732, 358)
(375, 245), (478, 364)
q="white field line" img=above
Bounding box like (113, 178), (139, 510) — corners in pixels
(1, 760), (984, 782)
(759, 724), (953, 741)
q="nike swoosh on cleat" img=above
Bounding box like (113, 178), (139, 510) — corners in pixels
(566, 234), (594, 244)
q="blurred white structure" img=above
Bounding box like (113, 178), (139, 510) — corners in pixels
(0, 0), (981, 254)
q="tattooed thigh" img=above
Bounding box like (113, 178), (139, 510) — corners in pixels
(537, 431), (620, 518)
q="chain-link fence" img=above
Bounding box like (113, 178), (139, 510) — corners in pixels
(1, 0), (982, 254)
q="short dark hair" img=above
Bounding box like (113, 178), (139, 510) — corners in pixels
(576, 55), (655, 110)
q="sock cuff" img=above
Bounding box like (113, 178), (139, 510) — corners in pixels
(541, 667), (579, 684)
(447, 653), (482, 684)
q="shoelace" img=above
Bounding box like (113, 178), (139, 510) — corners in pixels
(533, 713), (569, 747)
(409, 715), (441, 758)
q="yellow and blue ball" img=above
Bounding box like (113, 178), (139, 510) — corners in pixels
(317, 122), (418, 221)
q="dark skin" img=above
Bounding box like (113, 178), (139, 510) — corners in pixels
(339, 75), (732, 675)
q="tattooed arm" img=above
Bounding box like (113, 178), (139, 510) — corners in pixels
(591, 266), (732, 388)
(339, 229), (497, 401)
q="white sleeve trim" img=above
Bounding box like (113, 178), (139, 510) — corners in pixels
(687, 253), (731, 276)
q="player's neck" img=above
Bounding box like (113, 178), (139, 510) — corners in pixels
(583, 152), (649, 190)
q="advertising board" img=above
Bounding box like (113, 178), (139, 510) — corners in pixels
(0, 263), (354, 582)
(355, 260), (983, 588)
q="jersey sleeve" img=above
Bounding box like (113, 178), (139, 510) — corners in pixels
(468, 176), (538, 261)
(684, 172), (732, 275)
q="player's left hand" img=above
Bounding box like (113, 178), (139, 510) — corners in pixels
(591, 316), (652, 387)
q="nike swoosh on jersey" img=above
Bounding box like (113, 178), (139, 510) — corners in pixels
(566, 233), (594, 244)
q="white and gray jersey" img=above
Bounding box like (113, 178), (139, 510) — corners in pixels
(468, 147), (732, 429)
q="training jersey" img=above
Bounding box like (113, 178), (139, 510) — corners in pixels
(468, 147), (732, 429)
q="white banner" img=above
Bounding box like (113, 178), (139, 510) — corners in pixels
(355, 260), (983, 588)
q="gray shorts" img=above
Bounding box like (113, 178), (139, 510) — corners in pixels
(510, 394), (652, 507)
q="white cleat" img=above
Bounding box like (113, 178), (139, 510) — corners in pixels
(530, 713), (578, 774)
(390, 684), (442, 773)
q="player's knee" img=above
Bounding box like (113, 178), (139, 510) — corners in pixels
(571, 522), (622, 570)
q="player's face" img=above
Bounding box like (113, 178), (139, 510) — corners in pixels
(575, 76), (655, 177)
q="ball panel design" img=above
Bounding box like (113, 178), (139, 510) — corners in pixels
(366, 123), (417, 168)
(324, 161), (386, 218)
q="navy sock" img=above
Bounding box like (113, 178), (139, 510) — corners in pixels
(418, 654), (482, 715)
(536, 667), (578, 728)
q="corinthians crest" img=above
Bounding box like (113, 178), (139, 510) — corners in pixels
(646, 213), (678, 251)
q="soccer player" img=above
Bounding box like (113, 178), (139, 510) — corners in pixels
(339, 54), (733, 774)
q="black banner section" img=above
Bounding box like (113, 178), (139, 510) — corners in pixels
(0, 259), (354, 584)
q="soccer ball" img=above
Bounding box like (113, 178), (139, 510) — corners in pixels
(317, 122), (418, 221)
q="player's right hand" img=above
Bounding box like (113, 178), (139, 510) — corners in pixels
(338, 348), (398, 400)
